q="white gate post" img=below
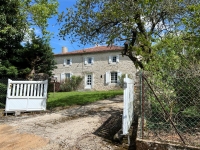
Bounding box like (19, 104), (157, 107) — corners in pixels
(123, 74), (134, 135)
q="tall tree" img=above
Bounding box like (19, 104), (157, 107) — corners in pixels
(21, 0), (58, 34)
(0, 0), (58, 78)
(0, 0), (58, 60)
(59, 0), (200, 69)
(19, 33), (57, 78)
(0, 0), (26, 62)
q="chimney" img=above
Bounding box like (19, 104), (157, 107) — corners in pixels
(62, 46), (68, 53)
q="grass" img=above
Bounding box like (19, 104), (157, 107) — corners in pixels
(47, 90), (123, 110)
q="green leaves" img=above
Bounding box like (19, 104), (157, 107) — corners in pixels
(58, 0), (200, 69)
(22, 33), (56, 77)
(0, 0), (57, 78)
(26, 0), (58, 33)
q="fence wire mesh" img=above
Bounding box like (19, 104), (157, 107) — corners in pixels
(138, 69), (200, 148)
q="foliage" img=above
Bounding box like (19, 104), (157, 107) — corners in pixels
(20, 0), (58, 35)
(173, 74), (200, 111)
(0, 0), (58, 78)
(0, 0), (26, 67)
(0, 83), (7, 107)
(21, 33), (57, 78)
(47, 90), (123, 109)
(118, 74), (132, 88)
(59, 0), (200, 69)
(0, 64), (18, 78)
(0, 32), (56, 78)
(59, 76), (83, 92)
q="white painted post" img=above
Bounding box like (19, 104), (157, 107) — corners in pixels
(123, 74), (134, 135)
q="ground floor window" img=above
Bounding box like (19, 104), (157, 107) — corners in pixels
(111, 72), (118, 83)
(65, 73), (71, 79)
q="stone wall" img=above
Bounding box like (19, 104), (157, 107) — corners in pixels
(136, 139), (200, 150)
(53, 51), (136, 91)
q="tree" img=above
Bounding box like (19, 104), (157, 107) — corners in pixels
(19, 33), (57, 78)
(0, 0), (58, 60)
(20, 0), (58, 34)
(59, 0), (200, 69)
(0, 0), (26, 63)
(0, 0), (58, 78)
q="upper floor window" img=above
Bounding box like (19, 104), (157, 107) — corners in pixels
(112, 56), (117, 63)
(109, 55), (119, 64)
(84, 57), (94, 65)
(64, 58), (72, 66)
(67, 59), (71, 65)
(88, 57), (92, 64)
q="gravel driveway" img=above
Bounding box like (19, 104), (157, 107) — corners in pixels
(0, 95), (124, 150)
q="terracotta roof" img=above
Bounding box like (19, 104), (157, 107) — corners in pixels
(54, 45), (123, 56)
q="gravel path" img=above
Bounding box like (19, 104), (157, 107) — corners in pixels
(0, 95), (124, 150)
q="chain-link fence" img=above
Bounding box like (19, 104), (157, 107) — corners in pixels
(138, 70), (200, 148)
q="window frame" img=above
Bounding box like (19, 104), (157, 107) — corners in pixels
(112, 56), (117, 63)
(64, 58), (72, 66)
(105, 71), (122, 84)
(110, 72), (118, 83)
(84, 57), (94, 65)
(66, 59), (71, 65)
(65, 73), (71, 79)
(109, 55), (119, 64)
(87, 57), (92, 64)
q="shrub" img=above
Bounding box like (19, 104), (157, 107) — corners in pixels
(59, 76), (83, 92)
(0, 83), (7, 107)
(118, 74), (132, 88)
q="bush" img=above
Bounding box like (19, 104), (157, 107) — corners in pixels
(0, 83), (7, 107)
(59, 76), (83, 92)
(118, 74), (132, 88)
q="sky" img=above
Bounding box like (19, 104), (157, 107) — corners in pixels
(46, 0), (93, 54)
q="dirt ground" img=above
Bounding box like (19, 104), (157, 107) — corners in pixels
(0, 95), (126, 150)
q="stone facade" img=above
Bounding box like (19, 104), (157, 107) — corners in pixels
(53, 46), (136, 91)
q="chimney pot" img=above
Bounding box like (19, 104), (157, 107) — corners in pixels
(62, 46), (68, 53)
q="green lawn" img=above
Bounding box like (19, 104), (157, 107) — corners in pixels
(47, 90), (123, 110)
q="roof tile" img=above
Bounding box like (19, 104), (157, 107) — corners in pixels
(54, 45), (123, 56)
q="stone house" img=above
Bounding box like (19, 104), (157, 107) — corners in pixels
(53, 45), (136, 91)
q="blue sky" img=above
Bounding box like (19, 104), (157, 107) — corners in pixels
(46, 0), (93, 54)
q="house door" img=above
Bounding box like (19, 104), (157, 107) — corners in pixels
(85, 74), (92, 89)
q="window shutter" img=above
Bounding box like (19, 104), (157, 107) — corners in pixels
(109, 56), (112, 64)
(60, 73), (65, 82)
(91, 57), (94, 64)
(117, 71), (122, 83)
(63, 59), (66, 66)
(106, 71), (110, 84)
(116, 55), (119, 63)
(84, 58), (88, 65)
(70, 58), (72, 65)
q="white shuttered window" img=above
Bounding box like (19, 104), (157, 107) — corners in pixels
(109, 55), (119, 64)
(105, 71), (122, 84)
